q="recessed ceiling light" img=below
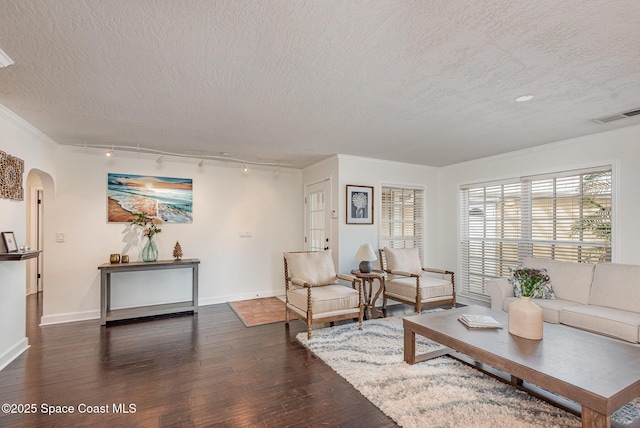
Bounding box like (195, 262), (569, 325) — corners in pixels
(515, 95), (534, 102)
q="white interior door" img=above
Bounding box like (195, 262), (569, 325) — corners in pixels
(305, 180), (330, 251)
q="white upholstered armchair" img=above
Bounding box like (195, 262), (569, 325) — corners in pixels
(284, 250), (363, 339)
(379, 247), (455, 313)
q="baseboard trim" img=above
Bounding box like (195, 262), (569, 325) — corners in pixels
(40, 309), (100, 326)
(0, 338), (30, 371)
(38, 292), (282, 325)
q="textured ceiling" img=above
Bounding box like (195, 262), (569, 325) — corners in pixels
(0, 1), (639, 168)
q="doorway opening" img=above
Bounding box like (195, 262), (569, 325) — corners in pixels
(25, 169), (54, 325)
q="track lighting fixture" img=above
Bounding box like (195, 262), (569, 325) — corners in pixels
(77, 143), (290, 169)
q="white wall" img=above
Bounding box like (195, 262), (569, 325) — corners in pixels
(0, 105), (57, 370)
(42, 147), (303, 324)
(305, 155), (442, 273)
(439, 124), (640, 285)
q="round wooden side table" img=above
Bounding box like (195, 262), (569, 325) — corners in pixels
(351, 269), (385, 319)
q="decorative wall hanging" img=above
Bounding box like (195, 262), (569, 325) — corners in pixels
(0, 150), (25, 200)
(346, 185), (374, 224)
(107, 173), (193, 223)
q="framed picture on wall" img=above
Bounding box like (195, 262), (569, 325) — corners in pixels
(2, 231), (18, 252)
(346, 185), (374, 224)
(107, 173), (193, 223)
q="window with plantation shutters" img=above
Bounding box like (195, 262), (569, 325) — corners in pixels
(381, 185), (424, 260)
(459, 167), (612, 302)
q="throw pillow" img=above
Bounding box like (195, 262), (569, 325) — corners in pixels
(509, 266), (556, 299)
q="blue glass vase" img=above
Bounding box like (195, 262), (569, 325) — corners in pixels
(142, 238), (158, 262)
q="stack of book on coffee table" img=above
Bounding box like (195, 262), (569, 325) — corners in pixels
(458, 313), (503, 329)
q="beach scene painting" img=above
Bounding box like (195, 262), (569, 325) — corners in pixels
(107, 173), (193, 223)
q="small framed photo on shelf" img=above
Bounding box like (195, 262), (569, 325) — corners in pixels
(1, 232), (18, 252)
(346, 185), (374, 224)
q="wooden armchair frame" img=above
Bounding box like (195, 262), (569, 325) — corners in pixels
(379, 248), (455, 313)
(284, 251), (364, 339)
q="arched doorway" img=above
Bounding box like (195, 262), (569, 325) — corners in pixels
(25, 169), (54, 323)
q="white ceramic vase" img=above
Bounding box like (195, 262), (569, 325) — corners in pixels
(508, 297), (543, 340)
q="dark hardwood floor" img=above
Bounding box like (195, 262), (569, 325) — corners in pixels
(0, 294), (421, 428)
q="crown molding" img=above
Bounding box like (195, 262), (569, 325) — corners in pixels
(0, 104), (59, 148)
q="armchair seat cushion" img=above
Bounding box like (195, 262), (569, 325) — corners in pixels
(385, 275), (453, 302)
(287, 284), (360, 315)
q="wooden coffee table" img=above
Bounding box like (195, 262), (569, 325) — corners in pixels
(403, 305), (640, 428)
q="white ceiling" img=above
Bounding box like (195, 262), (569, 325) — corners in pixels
(1, 1), (639, 168)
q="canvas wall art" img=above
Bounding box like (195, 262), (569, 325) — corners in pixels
(107, 173), (193, 223)
(0, 150), (24, 201)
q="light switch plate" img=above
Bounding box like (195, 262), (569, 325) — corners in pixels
(56, 232), (65, 243)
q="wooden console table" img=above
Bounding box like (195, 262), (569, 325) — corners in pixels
(98, 258), (200, 325)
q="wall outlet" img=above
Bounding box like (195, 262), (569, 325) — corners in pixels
(239, 231), (253, 238)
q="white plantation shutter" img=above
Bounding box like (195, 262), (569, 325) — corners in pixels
(460, 181), (522, 301)
(381, 185), (424, 260)
(459, 167), (612, 302)
(526, 169), (612, 262)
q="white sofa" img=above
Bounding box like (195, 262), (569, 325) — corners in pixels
(486, 257), (640, 343)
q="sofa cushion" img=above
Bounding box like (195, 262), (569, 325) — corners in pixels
(560, 304), (640, 343)
(589, 263), (640, 314)
(522, 257), (595, 305)
(386, 275), (453, 302)
(504, 297), (583, 324)
(285, 250), (338, 286)
(287, 284), (360, 314)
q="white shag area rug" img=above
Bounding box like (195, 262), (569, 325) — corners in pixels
(297, 316), (640, 428)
